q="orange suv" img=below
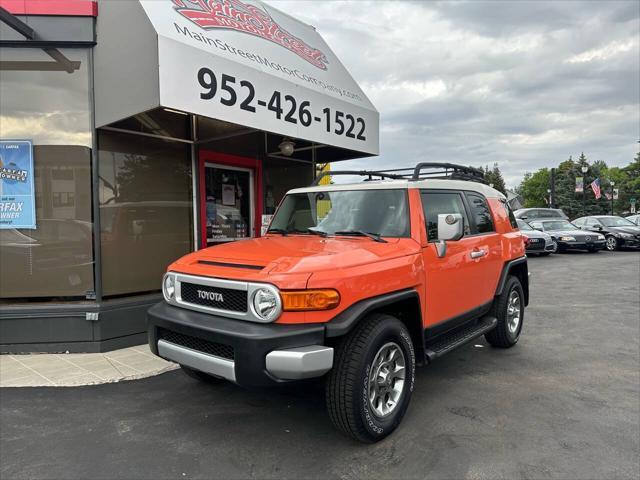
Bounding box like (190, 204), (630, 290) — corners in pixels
(148, 163), (529, 442)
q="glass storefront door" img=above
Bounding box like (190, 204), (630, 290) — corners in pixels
(203, 163), (254, 246)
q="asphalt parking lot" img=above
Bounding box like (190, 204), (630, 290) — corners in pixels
(1, 251), (639, 480)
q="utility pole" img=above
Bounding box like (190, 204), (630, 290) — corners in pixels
(550, 168), (556, 208)
(581, 165), (588, 217)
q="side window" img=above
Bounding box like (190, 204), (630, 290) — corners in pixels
(465, 193), (495, 234)
(573, 218), (585, 227)
(420, 191), (470, 241)
(502, 200), (518, 229)
(526, 210), (538, 219)
(585, 218), (597, 227)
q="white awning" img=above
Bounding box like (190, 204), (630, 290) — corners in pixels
(94, 0), (379, 156)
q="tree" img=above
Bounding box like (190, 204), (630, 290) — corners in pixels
(484, 163), (506, 195)
(516, 168), (550, 208)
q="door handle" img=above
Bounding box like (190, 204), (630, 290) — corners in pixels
(470, 249), (487, 259)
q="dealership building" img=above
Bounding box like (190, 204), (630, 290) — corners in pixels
(0, 0), (379, 352)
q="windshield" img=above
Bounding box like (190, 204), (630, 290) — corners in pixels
(599, 217), (635, 227)
(517, 220), (533, 231)
(269, 189), (409, 237)
(543, 220), (578, 231)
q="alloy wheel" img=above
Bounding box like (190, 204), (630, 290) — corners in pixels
(606, 236), (617, 251)
(506, 289), (521, 334)
(368, 342), (406, 418)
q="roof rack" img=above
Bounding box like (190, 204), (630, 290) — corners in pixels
(311, 162), (485, 186)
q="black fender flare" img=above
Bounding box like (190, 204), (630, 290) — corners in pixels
(324, 289), (425, 362)
(495, 256), (529, 306)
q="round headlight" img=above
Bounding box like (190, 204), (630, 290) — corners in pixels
(252, 287), (281, 322)
(163, 273), (176, 301)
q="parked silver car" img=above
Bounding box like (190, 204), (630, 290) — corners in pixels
(517, 219), (556, 256)
(514, 208), (568, 221)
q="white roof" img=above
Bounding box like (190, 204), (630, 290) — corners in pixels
(288, 179), (505, 199)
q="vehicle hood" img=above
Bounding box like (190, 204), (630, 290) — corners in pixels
(607, 226), (640, 235)
(170, 235), (420, 279)
(547, 230), (601, 239)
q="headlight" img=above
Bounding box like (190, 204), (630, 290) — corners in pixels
(251, 287), (282, 322)
(162, 273), (176, 301)
(597, 234), (605, 240)
(559, 236), (576, 241)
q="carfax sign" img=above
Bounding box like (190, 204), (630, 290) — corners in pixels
(0, 140), (36, 229)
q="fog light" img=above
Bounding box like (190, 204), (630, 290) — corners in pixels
(163, 273), (176, 301)
(252, 287), (281, 322)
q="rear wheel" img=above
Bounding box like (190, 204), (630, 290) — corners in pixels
(485, 276), (524, 348)
(180, 365), (225, 384)
(325, 313), (416, 443)
(606, 236), (619, 251)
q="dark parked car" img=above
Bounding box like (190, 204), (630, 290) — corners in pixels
(514, 208), (568, 221)
(573, 215), (640, 251)
(517, 219), (556, 256)
(528, 219), (605, 253)
(625, 214), (640, 226)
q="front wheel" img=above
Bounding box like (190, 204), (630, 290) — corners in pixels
(605, 236), (619, 251)
(325, 313), (416, 443)
(485, 276), (524, 348)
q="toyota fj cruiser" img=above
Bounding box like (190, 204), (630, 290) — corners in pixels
(148, 163), (529, 442)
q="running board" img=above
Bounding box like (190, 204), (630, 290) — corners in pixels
(424, 316), (497, 363)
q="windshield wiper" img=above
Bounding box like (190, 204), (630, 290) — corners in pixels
(289, 228), (329, 237)
(267, 228), (288, 236)
(334, 230), (388, 243)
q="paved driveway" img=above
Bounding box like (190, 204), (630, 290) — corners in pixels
(1, 251), (639, 480)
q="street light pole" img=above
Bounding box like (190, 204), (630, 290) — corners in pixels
(610, 181), (615, 215)
(581, 165), (588, 217)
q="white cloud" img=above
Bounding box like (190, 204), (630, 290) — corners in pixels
(270, 0), (640, 188)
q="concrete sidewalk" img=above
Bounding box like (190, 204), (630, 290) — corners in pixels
(0, 344), (177, 387)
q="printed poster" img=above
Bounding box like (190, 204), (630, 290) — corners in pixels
(0, 140), (35, 229)
(222, 184), (235, 206)
(575, 176), (584, 193)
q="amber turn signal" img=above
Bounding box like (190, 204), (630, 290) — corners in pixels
(281, 289), (340, 311)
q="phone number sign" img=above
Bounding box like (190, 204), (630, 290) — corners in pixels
(157, 37), (379, 155)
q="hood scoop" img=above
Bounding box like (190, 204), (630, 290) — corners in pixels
(197, 260), (265, 271)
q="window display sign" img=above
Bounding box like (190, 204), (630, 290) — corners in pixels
(0, 140), (36, 229)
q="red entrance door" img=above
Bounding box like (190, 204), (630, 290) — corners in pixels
(199, 151), (262, 248)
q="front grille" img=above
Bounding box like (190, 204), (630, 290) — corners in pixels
(158, 328), (234, 360)
(180, 282), (247, 312)
(527, 238), (544, 250)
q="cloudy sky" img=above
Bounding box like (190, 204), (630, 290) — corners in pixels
(272, 0), (639, 188)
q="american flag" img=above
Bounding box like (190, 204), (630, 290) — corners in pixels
(590, 178), (601, 200)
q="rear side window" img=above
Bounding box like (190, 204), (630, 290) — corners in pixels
(503, 201), (518, 229)
(465, 193), (495, 234)
(420, 191), (470, 241)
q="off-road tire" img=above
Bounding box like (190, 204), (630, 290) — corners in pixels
(325, 313), (416, 443)
(485, 275), (524, 348)
(605, 235), (619, 251)
(180, 365), (225, 384)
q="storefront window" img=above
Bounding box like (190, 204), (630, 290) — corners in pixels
(0, 48), (93, 299)
(98, 131), (193, 297)
(263, 158), (313, 215)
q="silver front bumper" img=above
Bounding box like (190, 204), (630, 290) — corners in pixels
(265, 345), (334, 380)
(158, 339), (236, 382)
(157, 340), (333, 383)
